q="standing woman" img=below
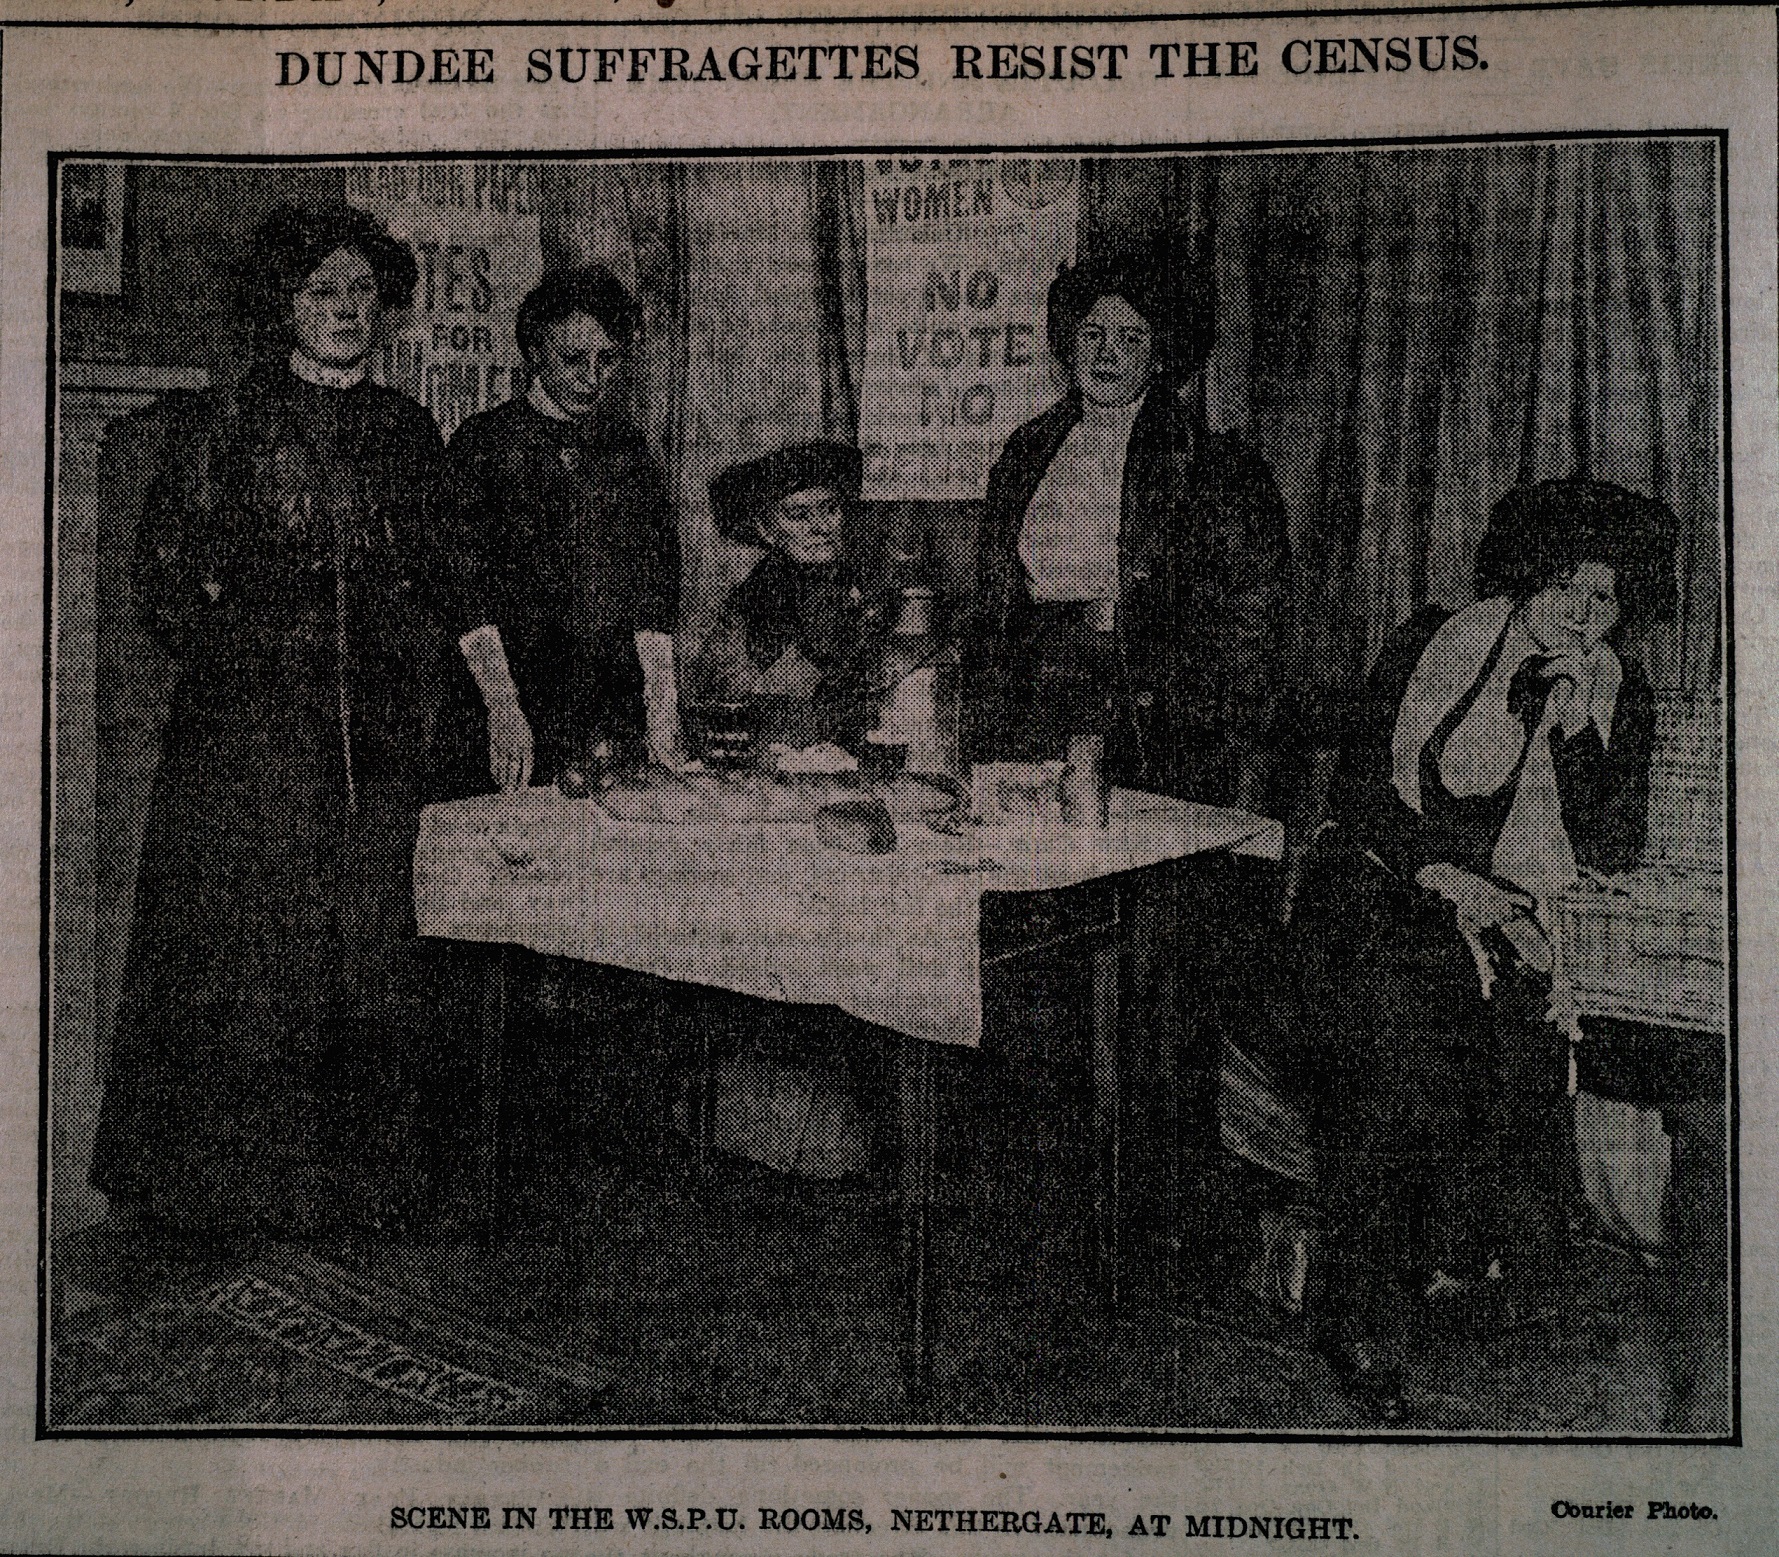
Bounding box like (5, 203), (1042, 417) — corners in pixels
(427, 266), (680, 1186)
(962, 250), (1292, 809)
(960, 249), (1294, 1212)
(1293, 479), (1672, 1420)
(92, 204), (447, 1236)
(432, 264), (681, 795)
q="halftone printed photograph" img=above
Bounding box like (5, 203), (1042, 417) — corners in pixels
(43, 138), (1729, 1439)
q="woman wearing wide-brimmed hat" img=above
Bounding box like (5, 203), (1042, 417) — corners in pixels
(92, 203), (448, 1237)
(1292, 477), (1674, 1421)
(688, 440), (881, 752)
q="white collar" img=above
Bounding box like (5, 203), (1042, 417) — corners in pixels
(1078, 390), (1146, 431)
(1391, 597), (1625, 815)
(288, 350), (368, 390)
(528, 378), (579, 422)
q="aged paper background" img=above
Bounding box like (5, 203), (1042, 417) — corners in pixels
(2, 1), (1774, 1551)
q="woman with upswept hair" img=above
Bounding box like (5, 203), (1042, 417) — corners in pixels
(962, 246), (1292, 808)
(431, 263), (681, 795)
(91, 202), (448, 1237)
(1294, 477), (1675, 1421)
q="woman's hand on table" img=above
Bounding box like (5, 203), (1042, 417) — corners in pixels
(1416, 861), (1535, 929)
(1545, 980), (1582, 1038)
(486, 697), (534, 792)
(460, 624), (533, 790)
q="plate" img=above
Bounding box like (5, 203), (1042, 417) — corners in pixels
(878, 773), (963, 820)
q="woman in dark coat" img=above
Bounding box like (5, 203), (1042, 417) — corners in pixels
(1293, 478), (1672, 1420)
(425, 267), (682, 1192)
(91, 204), (447, 1236)
(432, 265), (680, 795)
(960, 250), (1294, 1217)
(687, 441), (880, 753)
(962, 250), (1292, 809)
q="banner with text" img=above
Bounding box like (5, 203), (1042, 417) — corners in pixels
(347, 160), (543, 438)
(860, 156), (1078, 501)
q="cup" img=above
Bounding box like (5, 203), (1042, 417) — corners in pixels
(860, 733), (909, 783)
(1061, 734), (1110, 830)
(687, 700), (761, 770)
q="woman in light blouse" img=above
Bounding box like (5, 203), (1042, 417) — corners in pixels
(962, 249), (1292, 810)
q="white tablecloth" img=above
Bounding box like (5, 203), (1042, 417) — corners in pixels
(414, 787), (1283, 1047)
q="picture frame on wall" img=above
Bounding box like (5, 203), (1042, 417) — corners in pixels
(58, 162), (128, 298)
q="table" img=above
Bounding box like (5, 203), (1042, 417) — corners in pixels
(414, 783), (1284, 1414)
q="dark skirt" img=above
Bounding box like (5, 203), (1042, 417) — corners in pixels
(966, 601), (1231, 804)
(1291, 832), (1572, 1359)
(91, 673), (429, 1236)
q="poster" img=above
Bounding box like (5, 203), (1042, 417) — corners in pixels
(346, 159), (542, 437)
(860, 155), (1076, 499)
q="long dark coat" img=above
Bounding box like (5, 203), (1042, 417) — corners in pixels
(961, 389), (1293, 804)
(90, 360), (448, 1233)
(431, 396), (679, 793)
(1293, 604), (1655, 1357)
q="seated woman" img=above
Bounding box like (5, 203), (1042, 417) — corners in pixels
(1292, 478), (1672, 1421)
(683, 441), (885, 1177)
(688, 441), (879, 754)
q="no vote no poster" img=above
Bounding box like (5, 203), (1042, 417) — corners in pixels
(347, 160), (543, 439)
(861, 156), (1079, 501)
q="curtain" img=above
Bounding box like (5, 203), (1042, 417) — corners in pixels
(1082, 140), (1722, 703)
(540, 142), (1721, 701)
(543, 161), (860, 645)
(809, 159), (868, 446)
(1079, 144), (1721, 1229)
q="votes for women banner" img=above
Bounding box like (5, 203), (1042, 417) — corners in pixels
(347, 160), (543, 438)
(860, 156), (1077, 501)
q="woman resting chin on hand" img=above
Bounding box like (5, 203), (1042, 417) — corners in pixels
(1290, 478), (1672, 1423)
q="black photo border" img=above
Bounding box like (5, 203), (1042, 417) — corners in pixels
(35, 126), (1738, 1448)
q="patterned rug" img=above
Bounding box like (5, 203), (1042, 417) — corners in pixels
(48, 1244), (616, 1428)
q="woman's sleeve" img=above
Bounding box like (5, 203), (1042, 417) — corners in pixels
(430, 420), (506, 641)
(1210, 442), (1294, 762)
(683, 604), (757, 706)
(629, 448), (681, 635)
(813, 618), (882, 751)
(132, 396), (234, 658)
(960, 444), (1027, 764)
(1552, 665), (1655, 873)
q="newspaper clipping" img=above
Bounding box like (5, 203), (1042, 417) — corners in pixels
(7, 1), (1773, 1553)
